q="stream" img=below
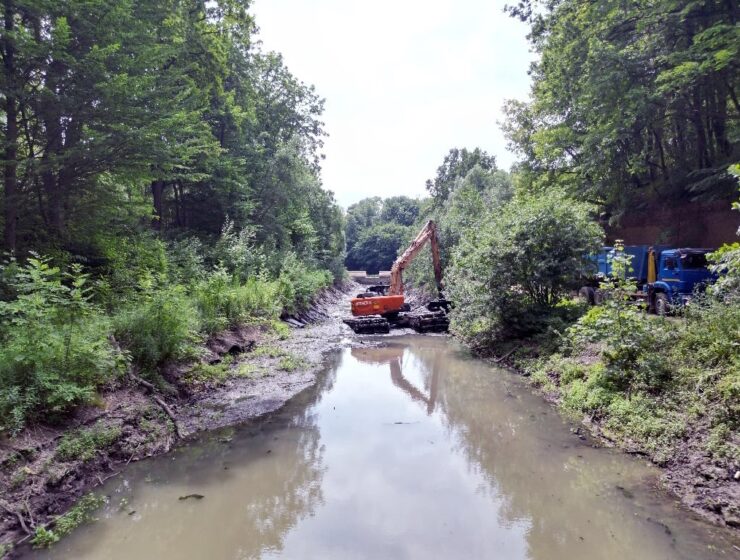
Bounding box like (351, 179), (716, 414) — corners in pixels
(27, 335), (738, 559)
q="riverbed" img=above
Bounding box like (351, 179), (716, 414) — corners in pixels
(26, 335), (739, 559)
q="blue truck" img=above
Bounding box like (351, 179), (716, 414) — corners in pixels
(580, 245), (714, 315)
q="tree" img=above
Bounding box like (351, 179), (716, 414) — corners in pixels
(503, 0), (739, 219)
(346, 222), (410, 274)
(379, 196), (420, 226)
(344, 197), (382, 264)
(425, 148), (497, 203)
(447, 189), (603, 344)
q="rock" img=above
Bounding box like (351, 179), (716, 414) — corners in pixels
(178, 494), (204, 501)
(734, 470), (740, 481)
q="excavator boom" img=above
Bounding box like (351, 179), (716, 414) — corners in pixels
(389, 220), (443, 296)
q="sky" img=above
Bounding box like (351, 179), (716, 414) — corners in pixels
(252, 0), (534, 208)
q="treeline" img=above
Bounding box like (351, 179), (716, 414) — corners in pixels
(0, 1), (344, 433)
(503, 0), (738, 218)
(1, 0), (343, 271)
(344, 196), (421, 273)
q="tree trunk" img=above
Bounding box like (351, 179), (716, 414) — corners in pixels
(151, 180), (165, 230)
(3, 0), (18, 252)
(40, 59), (65, 239)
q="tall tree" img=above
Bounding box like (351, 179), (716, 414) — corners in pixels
(503, 0), (739, 218)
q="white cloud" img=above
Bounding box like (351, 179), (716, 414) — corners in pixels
(253, 0), (533, 207)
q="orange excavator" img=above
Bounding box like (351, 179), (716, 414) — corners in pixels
(343, 220), (451, 334)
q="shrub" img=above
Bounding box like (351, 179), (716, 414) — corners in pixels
(193, 268), (282, 333)
(277, 253), (332, 314)
(114, 285), (200, 374)
(447, 189), (603, 345)
(0, 257), (123, 434)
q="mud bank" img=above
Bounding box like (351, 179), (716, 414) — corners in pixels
(481, 339), (740, 532)
(0, 285), (357, 554)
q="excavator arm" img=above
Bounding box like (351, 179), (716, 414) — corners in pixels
(389, 220), (443, 296)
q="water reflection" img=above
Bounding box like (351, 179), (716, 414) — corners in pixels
(28, 337), (738, 560)
(351, 345), (439, 415)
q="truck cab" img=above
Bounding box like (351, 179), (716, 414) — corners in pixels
(646, 248), (713, 314)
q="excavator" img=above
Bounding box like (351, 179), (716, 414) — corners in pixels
(343, 220), (451, 334)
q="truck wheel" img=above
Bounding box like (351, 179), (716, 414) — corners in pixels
(655, 293), (670, 316)
(578, 287), (595, 305)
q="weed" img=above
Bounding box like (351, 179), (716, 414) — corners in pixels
(56, 425), (122, 462)
(114, 285), (200, 375)
(278, 355), (306, 372)
(235, 363), (259, 377)
(251, 345), (286, 359)
(0, 257), (124, 434)
(31, 493), (105, 548)
(270, 320), (291, 340)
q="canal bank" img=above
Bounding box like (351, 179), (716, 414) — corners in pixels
(21, 336), (740, 559)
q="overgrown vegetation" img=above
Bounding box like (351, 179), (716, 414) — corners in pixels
(0, 2), (341, 435)
(527, 245), (739, 465)
(31, 494), (106, 548)
(56, 425), (123, 463)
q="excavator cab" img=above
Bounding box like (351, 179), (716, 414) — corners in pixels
(344, 220), (451, 334)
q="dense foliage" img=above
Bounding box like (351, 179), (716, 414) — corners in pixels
(447, 189), (603, 344)
(0, 1), (342, 434)
(0, 0), (344, 271)
(503, 0), (739, 219)
(344, 196), (420, 273)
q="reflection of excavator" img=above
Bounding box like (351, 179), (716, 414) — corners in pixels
(344, 220), (452, 334)
(351, 346), (439, 415)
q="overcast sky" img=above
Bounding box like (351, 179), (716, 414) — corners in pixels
(253, 0), (534, 208)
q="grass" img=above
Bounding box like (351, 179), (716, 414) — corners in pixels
(55, 425), (122, 462)
(251, 345), (287, 358)
(31, 493), (105, 548)
(278, 355), (306, 372)
(184, 356), (234, 385)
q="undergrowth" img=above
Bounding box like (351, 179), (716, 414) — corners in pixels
(31, 494), (106, 548)
(56, 425), (123, 462)
(524, 246), (740, 464)
(0, 233), (334, 434)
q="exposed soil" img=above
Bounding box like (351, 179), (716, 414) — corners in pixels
(0, 284), (357, 554)
(486, 340), (740, 531)
(1, 283), (736, 555)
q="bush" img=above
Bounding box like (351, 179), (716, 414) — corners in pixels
(0, 257), (123, 434)
(447, 189), (603, 345)
(114, 285), (200, 374)
(277, 253), (333, 314)
(193, 268), (282, 333)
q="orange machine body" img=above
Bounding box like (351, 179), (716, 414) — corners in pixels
(350, 295), (405, 317)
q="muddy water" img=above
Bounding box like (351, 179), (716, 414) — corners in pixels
(29, 336), (738, 560)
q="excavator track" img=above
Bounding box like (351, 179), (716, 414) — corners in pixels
(408, 310), (449, 333)
(343, 309), (449, 335)
(343, 316), (391, 334)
